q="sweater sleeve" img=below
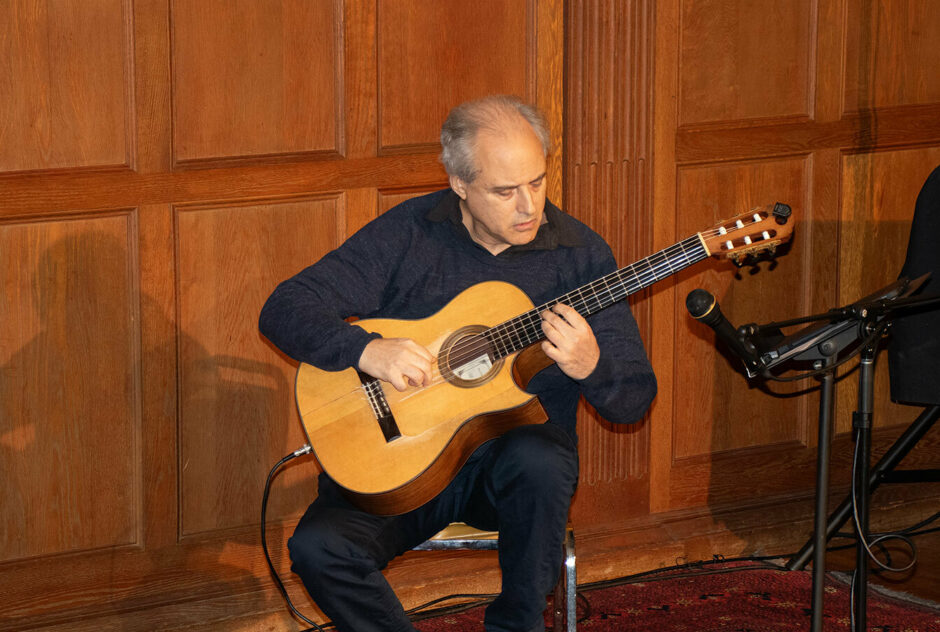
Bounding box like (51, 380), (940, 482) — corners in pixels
(571, 240), (657, 424)
(258, 210), (406, 370)
(578, 300), (657, 424)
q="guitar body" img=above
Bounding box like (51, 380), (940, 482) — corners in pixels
(295, 281), (549, 515)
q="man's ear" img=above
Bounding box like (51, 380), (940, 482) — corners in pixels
(449, 175), (467, 200)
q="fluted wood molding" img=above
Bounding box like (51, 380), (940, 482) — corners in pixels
(565, 0), (653, 486)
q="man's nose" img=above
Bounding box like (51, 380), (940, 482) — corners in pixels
(516, 185), (535, 214)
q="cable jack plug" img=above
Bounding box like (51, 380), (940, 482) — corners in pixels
(293, 444), (313, 458)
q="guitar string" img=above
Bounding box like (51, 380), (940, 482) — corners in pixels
(439, 242), (699, 369)
(375, 218), (758, 401)
(321, 214), (781, 412)
(443, 235), (707, 367)
(356, 217), (776, 387)
(441, 214), (781, 367)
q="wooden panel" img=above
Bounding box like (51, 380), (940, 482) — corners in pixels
(678, 0), (813, 126)
(377, 186), (447, 213)
(0, 0), (569, 627)
(171, 0), (340, 165)
(675, 105), (940, 164)
(844, 0), (940, 113)
(1, 154), (448, 218)
(649, 0), (682, 513)
(655, 0), (940, 524)
(176, 197), (339, 536)
(377, 0), (531, 151)
(564, 0), (654, 529)
(0, 213), (138, 562)
(673, 158), (810, 459)
(835, 147), (940, 434)
(0, 0), (131, 173)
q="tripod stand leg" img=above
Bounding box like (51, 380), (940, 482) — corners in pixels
(809, 365), (836, 632)
(785, 403), (940, 570)
(852, 346), (877, 630)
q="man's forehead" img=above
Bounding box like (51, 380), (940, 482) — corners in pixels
(474, 128), (545, 177)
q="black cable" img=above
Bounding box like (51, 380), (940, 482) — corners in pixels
(398, 520), (937, 629)
(261, 445), (327, 632)
(849, 434), (918, 575)
(578, 553), (788, 594)
(894, 511), (940, 535)
(406, 592), (498, 619)
(264, 437), (938, 630)
(847, 435), (920, 632)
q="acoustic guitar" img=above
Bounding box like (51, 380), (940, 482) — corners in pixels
(295, 203), (794, 514)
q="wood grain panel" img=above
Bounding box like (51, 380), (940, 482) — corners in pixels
(835, 147), (940, 434)
(648, 0), (682, 513)
(176, 197), (339, 536)
(675, 105), (940, 164)
(566, 0), (654, 491)
(0, 0), (568, 627)
(0, 0), (132, 173)
(678, 0), (813, 126)
(1, 154), (448, 218)
(673, 158), (810, 459)
(171, 0), (340, 165)
(0, 213), (138, 562)
(377, 186), (447, 214)
(844, 0), (940, 113)
(377, 0), (531, 151)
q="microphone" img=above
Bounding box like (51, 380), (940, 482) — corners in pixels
(686, 289), (761, 377)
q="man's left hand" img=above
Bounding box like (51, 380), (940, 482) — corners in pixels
(539, 303), (599, 380)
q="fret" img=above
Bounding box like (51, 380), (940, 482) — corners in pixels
(485, 232), (711, 358)
(484, 329), (508, 359)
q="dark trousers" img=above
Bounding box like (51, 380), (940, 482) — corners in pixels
(288, 423), (579, 632)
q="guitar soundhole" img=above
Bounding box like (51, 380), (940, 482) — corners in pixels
(439, 325), (503, 389)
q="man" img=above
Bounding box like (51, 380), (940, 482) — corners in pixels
(259, 95), (656, 632)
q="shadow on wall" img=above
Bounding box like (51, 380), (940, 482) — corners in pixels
(0, 227), (318, 627)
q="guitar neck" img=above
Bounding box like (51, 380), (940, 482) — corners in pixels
(485, 233), (708, 358)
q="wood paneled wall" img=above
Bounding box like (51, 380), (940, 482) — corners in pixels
(0, 1), (562, 628)
(1, 1), (939, 629)
(645, 0), (940, 521)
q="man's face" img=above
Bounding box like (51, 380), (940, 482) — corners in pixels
(450, 120), (547, 255)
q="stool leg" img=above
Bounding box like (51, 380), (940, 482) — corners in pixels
(564, 528), (576, 631)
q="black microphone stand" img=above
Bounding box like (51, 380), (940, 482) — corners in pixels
(737, 276), (940, 632)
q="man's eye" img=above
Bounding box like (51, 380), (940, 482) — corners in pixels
(498, 189), (514, 198)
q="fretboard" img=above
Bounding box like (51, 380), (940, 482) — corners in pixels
(484, 233), (708, 358)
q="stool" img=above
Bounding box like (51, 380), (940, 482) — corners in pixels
(413, 522), (576, 631)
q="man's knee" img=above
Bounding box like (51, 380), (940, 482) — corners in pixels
(288, 517), (371, 592)
(493, 424), (578, 491)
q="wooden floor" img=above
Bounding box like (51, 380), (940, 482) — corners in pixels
(825, 515), (940, 605)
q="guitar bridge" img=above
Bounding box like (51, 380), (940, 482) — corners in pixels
(358, 371), (401, 442)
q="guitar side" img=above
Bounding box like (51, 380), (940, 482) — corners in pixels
(294, 281), (549, 515)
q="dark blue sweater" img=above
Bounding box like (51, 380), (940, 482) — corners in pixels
(259, 189), (656, 440)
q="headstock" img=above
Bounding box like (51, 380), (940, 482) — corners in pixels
(699, 202), (793, 266)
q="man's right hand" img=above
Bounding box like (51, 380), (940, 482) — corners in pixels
(358, 338), (434, 392)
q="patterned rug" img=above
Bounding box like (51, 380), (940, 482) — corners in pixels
(411, 562), (940, 631)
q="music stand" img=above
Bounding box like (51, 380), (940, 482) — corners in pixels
(739, 275), (940, 632)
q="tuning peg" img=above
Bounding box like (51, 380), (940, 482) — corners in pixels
(773, 202), (792, 225)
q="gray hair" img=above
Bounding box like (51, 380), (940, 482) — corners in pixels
(440, 95), (551, 183)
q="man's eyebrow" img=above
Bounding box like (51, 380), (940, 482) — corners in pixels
(490, 172), (547, 193)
